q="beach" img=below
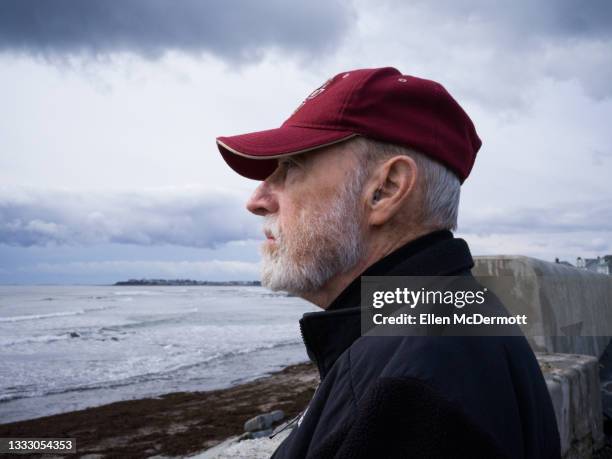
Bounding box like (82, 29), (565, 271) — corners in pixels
(0, 362), (318, 458)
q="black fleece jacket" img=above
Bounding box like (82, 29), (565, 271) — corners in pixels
(270, 231), (561, 459)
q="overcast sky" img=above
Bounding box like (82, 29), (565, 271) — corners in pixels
(1, 0), (611, 284)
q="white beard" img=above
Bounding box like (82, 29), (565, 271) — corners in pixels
(260, 176), (366, 296)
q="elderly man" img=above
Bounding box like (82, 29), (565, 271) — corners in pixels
(216, 68), (560, 458)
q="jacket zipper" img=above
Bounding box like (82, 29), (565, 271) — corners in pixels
(268, 412), (302, 439)
(269, 382), (320, 439)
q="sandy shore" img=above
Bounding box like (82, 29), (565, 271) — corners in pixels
(0, 362), (318, 458)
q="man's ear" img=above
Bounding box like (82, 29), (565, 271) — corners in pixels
(366, 156), (418, 226)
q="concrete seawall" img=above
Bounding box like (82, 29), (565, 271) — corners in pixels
(474, 256), (610, 457)
(473, 255), (612, 358)
(539, 353), (604, 458)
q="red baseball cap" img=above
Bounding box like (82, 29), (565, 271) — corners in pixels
(216, 67), (481, 183)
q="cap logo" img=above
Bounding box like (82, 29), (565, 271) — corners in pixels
(291, 77), (333, 116)
(306, 78), (331, 100)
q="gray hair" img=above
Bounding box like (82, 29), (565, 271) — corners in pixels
(350, 136), (461, 231)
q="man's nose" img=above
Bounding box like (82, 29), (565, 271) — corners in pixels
(246, 182), (279, 216)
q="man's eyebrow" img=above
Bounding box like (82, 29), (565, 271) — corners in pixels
(279, 154), (306, 165)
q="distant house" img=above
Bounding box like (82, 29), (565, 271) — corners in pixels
(576, 256), (612, 275)
(554, 258), (575, 268)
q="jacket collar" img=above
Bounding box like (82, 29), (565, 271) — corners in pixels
(299, 230), (474, 379)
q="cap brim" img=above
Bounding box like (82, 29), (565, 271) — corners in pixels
(217, 125), (356, 180)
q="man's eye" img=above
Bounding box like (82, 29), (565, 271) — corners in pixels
(279, 159), (298, 170)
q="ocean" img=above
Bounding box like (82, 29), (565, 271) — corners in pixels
(0, 285), (317, 424)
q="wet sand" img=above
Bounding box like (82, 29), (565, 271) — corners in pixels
(0, 362), (318, 458)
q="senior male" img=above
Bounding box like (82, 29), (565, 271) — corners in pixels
(216, 68), (560, 458)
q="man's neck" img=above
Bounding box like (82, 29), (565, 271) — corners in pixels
(300, 228), (432, 309)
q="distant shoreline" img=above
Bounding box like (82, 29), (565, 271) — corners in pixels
(113, 279), (262, 286)
(0, 282), (262, 286)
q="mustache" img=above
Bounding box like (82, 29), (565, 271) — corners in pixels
(263, 216), (281, 239)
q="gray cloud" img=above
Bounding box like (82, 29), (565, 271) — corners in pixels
(2, 186), (610, 255)
(461, 199), (612, 235)
(457, 0), (612, 100)
(367, 0), (612, 102)
(457, 200), (612, 262)
(0, 0), (352, 60)
(408, 0), (612, 41)
(0, 187), (260, 248)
